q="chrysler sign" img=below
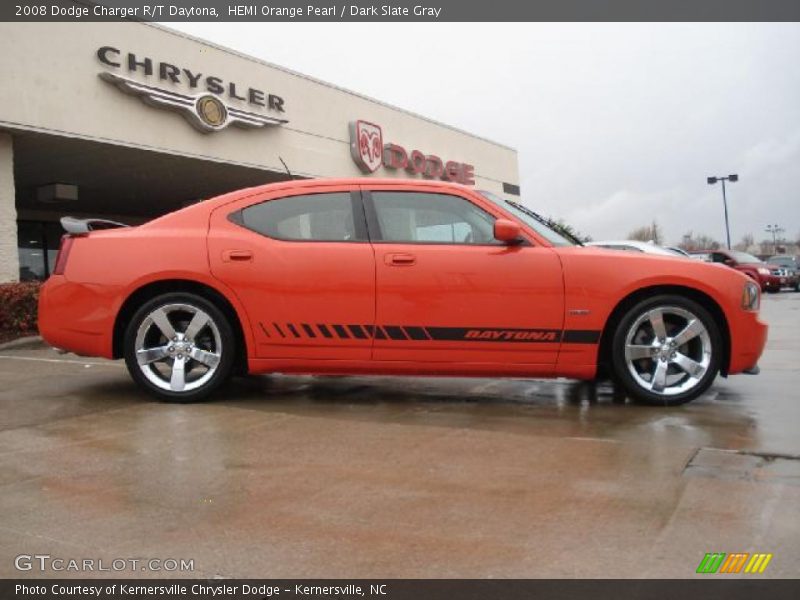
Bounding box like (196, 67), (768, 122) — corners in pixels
(97, 46), (288, 133)
(350, 120), (476, 185)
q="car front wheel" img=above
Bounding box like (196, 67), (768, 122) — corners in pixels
(123, 293), (235, 402)
(611, 295), (722, 406)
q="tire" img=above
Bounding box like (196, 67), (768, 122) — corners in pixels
(123, 292), (235, 402)
(610, 294), (722, 406)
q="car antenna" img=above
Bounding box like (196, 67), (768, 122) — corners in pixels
(278, 156), (296, 180)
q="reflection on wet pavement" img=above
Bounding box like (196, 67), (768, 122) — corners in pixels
(0, 294), (797, 578)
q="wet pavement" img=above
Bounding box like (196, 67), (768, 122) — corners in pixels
(0, 294), (798, 579)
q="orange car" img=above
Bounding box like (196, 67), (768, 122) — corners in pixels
(38, 179), (767, 405)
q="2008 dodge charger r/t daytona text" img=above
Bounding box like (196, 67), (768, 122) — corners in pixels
(38, 179), (767, 405)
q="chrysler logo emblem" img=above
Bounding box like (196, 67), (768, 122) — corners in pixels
(99, 71), (289, 133)
(196, 95), (227, 128)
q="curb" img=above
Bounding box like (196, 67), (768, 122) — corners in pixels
(0, 335), (46, 351)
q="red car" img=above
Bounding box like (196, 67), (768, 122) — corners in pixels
(39, 179), (767, 406)
(690, 249), (785, 292)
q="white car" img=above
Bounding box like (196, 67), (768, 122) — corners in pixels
(586, 240), (687, 257)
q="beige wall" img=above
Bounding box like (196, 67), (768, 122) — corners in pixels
(0, 22), (518, 192)
(0, 134), (19, 282)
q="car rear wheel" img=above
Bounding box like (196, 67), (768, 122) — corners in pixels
(123, 293), (234, 402)
(611, 295), (722, 406)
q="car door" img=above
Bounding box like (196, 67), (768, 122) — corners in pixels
(208, 185), (375, 361)
(363, 185), (564, 367)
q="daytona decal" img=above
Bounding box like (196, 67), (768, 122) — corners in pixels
(259, 323), (601, 344)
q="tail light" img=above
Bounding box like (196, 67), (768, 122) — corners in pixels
(52, 235), (74, 275)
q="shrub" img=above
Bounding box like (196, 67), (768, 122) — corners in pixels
(0, 281), (41, 342)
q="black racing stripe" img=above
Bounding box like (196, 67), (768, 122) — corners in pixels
(301, 324), (316, 338)
(273, 322), (286, 338)
(317, 324), (333, 339)
(332, 324), (350, 339)
(286, 323), (301, 338)
(426, 327), (561, 343)
(404, 326), (428, 341)
(425, 327), (470, 341)
(347, 325), (367, 339)
(258, 322), (271, 338)
(384, 326), (408, 340)
(363, 325), (375, 338)
(562, 330), (601, 344)
(374, 327), (387, 340)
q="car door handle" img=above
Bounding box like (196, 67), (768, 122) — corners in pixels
(222, 250), (253, 262)
(386, 253), (416, 266)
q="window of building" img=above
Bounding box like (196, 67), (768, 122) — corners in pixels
(370, 192), (497, 244)
(17, 221), (63, 281)
(240, 193), (364, 241)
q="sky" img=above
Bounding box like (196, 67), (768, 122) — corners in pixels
(165, 22), (800, 246)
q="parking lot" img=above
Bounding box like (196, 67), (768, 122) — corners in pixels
(0, 293), (798, 579)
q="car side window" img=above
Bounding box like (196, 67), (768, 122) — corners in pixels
(239, 193), (364, 242)
(369, 192), (497, 244)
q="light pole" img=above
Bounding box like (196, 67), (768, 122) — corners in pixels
(707, 174), (738, 250)
(765, 224), (784, 254)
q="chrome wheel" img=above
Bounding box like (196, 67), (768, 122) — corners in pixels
(134, 303), (222, 393)
(623, 305), (712, 397)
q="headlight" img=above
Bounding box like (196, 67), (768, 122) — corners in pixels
(757, 267), (770, 276)
(742, 281), (760, 311)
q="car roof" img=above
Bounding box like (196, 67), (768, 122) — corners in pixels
(140, 178), (485, 229)
(235, 177), (472, 195)
(198, 177), (477, 210)
(586, 240), (679, 255)
(588, 240), (650, 246)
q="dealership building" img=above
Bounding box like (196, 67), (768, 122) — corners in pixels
(0, 21), (519, 283)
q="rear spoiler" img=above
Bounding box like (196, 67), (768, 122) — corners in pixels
(60, 216), (130, 235)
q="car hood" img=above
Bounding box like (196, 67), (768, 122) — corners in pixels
(558, 244), (752, 287)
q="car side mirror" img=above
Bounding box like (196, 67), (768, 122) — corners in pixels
(494, 219), (523, 244)
(723, 259), (735, 266)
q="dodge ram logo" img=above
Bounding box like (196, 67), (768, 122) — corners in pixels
(350, 120), (383, 173)
(348, 119), (476, 185)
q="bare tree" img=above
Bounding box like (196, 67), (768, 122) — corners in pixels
(627, 220), (662, 244)
(734, 233), (754, 252)
(550, 218), (592, 243)
(678, 231), (721, 251)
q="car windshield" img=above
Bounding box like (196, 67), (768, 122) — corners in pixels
(478, 191), (576, 246)
(768, 256), (795, 267)
(731, 251), (761, 264)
